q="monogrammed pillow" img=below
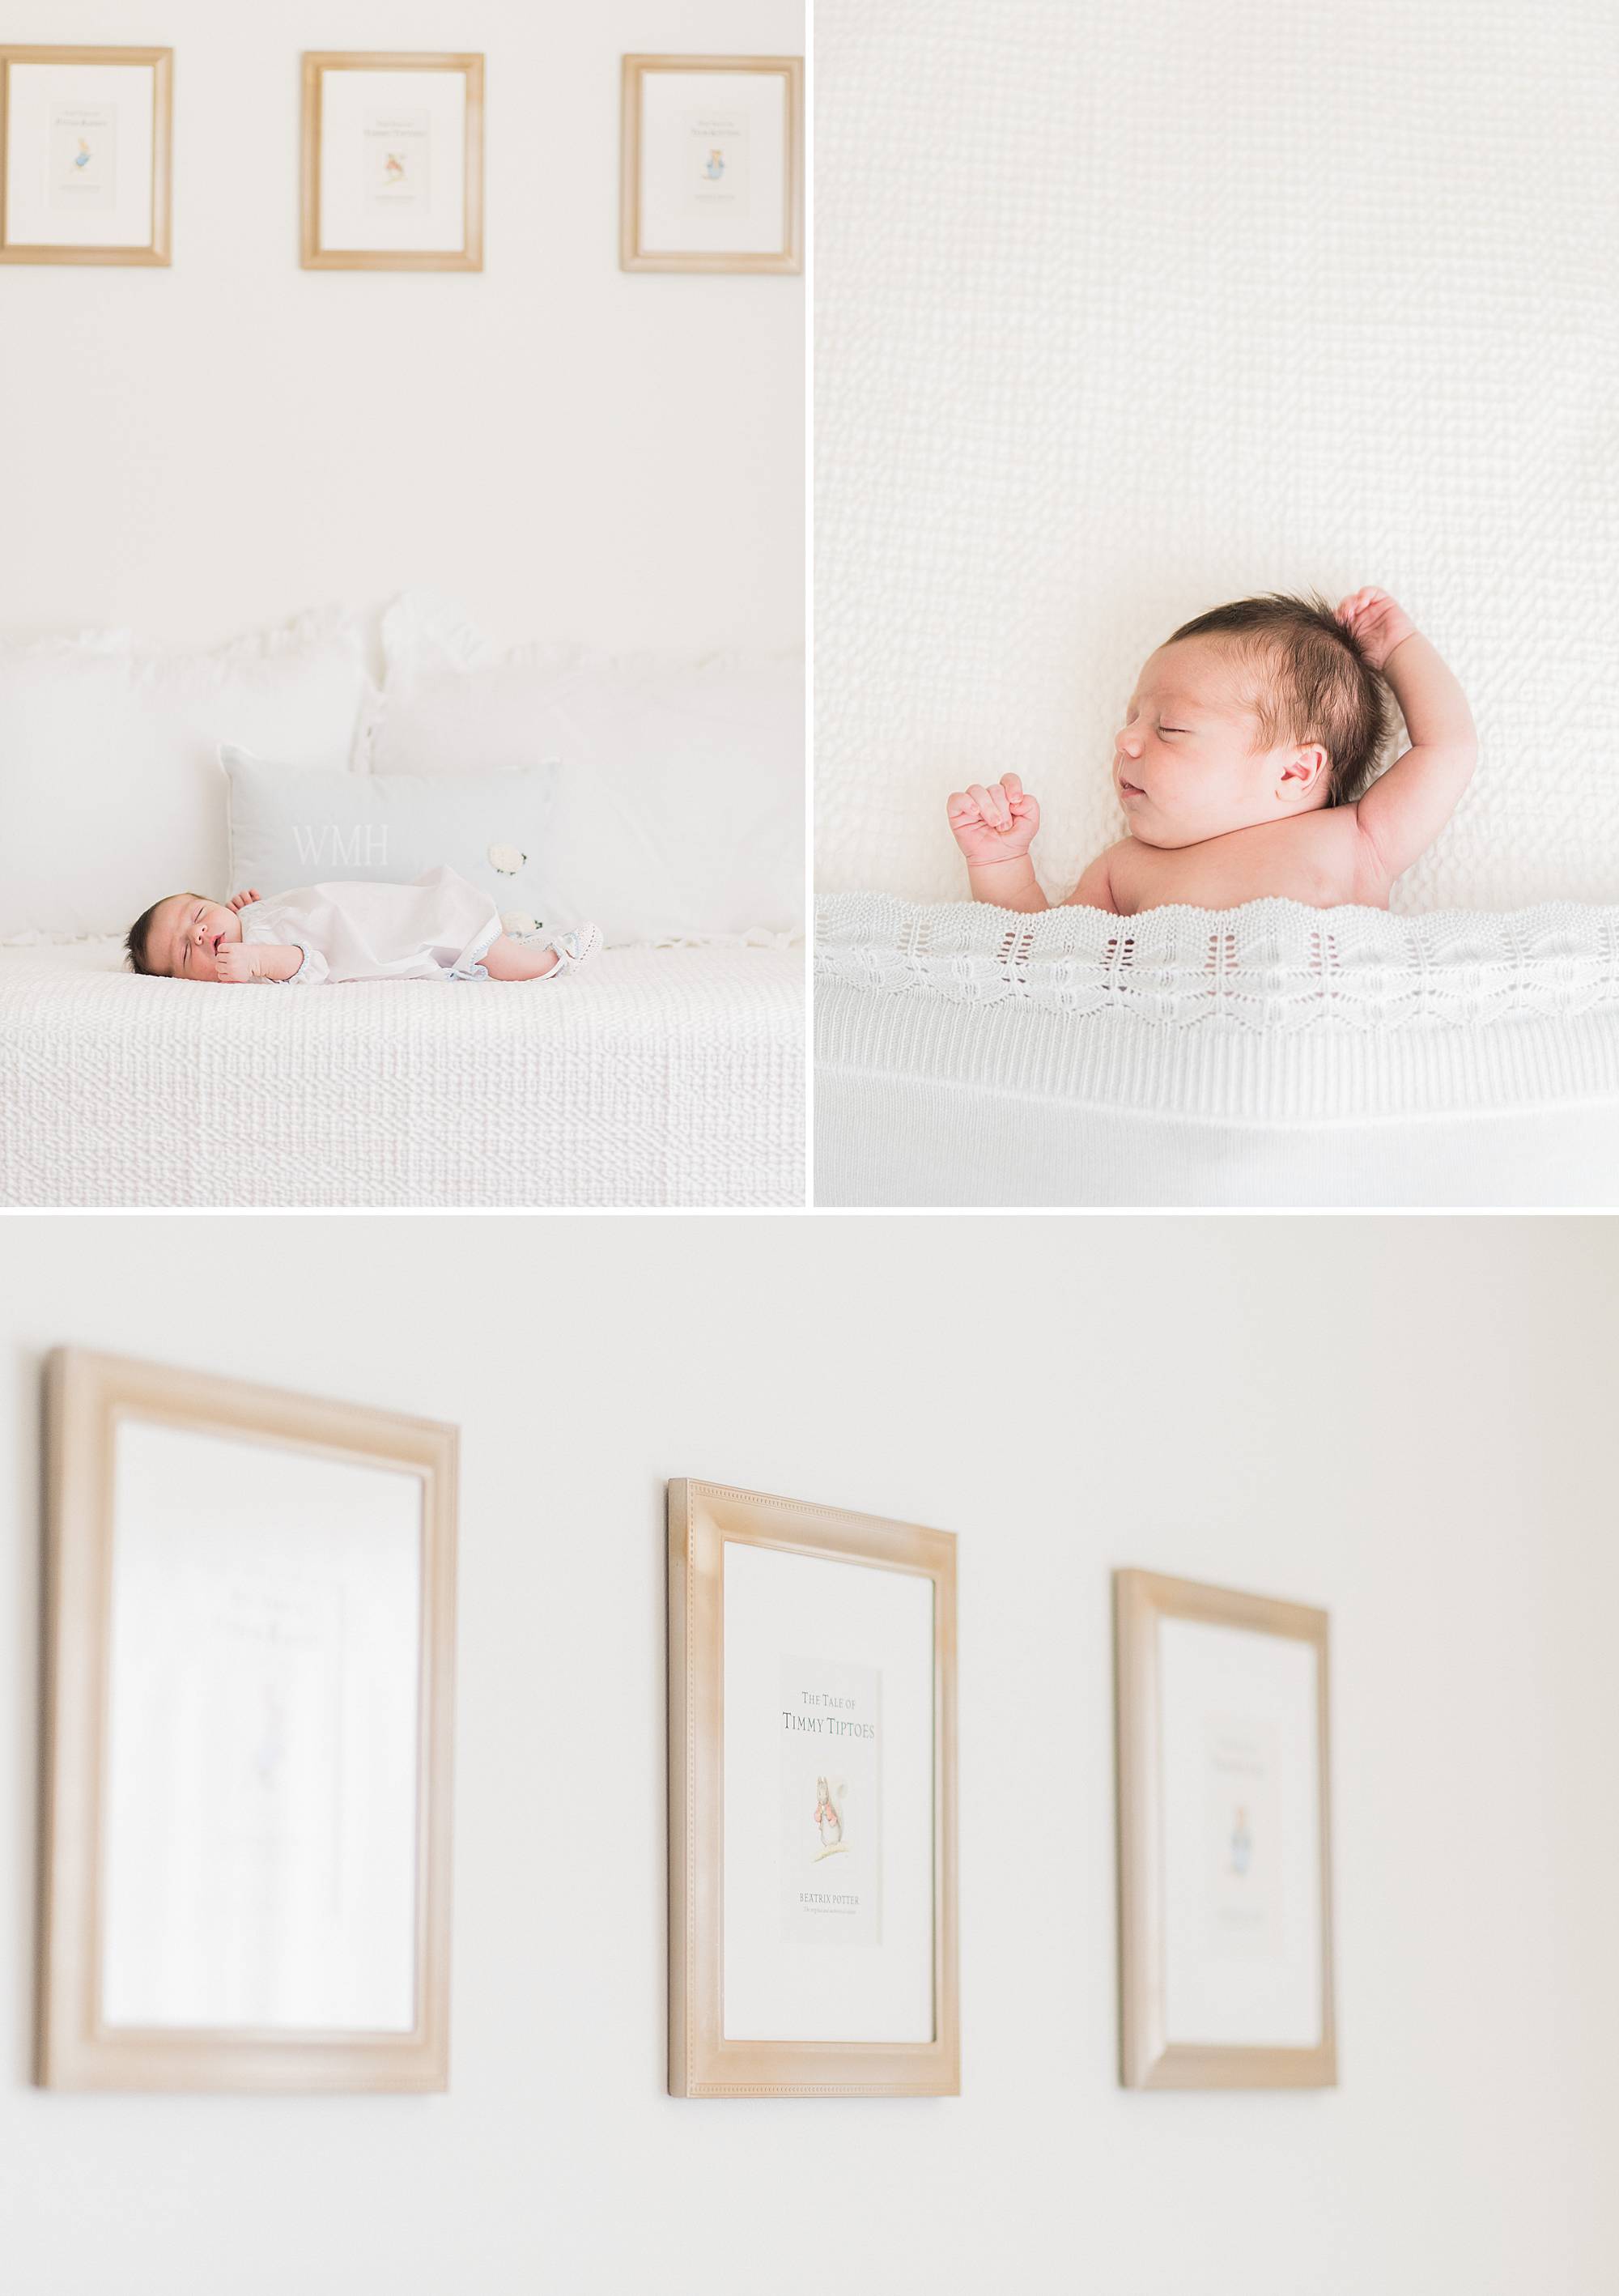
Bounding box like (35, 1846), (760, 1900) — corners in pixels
(220, 746), (550, 932)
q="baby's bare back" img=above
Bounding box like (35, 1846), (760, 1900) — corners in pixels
(1094, 808), (1387, 915)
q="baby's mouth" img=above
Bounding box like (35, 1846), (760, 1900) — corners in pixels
(1117, 772), (1146, 800)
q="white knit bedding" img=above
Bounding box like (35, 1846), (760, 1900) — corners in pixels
(0, 939), (804, 1208)
(815, 895), (1619, 1207)
(815, 0), (1619, 915)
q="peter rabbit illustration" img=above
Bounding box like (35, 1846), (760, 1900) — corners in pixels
(1230, 1805), (1253, 1877)
(814, 1775), (843, 1848)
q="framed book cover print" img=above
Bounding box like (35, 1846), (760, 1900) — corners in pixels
(1115, 1568), (1336, 2090)
(301, 52), (483, 270)
(622, 56), (803, 274)
(38, 1348), (458, 2091)
(667, 1480), (958, 2096)
(0, 45), (172, 266)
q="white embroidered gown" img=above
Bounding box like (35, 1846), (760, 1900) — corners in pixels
(237, 865), (502, 985)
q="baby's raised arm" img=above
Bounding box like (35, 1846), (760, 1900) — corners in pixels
(1341, 593), (1477, 884)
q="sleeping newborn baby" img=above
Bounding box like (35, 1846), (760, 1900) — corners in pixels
(124, 863), (600, 984)
(946, 588), (1476, 913)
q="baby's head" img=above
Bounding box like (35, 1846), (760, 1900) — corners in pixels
(1114, 591), (1395, 848)
(125, 893), (241, 980)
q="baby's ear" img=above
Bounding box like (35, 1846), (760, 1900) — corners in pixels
(1279, 743), (1329, 802)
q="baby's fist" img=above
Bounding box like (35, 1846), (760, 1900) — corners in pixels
(227, 888), (261, 912)
(1335, 587), (1417, 673)
(946, 775), (1040, 865)
(215, 943), (258, 983)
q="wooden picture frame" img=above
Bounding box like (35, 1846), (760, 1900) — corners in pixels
(1115, 1568), (1336, 2090)
(38, 1347), (458, 2092)
(668, 1480), (958, 2096)
(0, 45), (172, 266)
(621, 55), (803, 274)
(301, 51), (483, 272)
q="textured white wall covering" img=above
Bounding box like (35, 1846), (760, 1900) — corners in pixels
(0, 0), (802, 653)
(815, 0), (1619, 912)
(3, 1215), (1619, 2293)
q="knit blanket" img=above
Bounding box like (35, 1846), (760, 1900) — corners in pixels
(1, 938), (803, 1209)
(818, 895), (1619, 1034)
(815, 895), (1619, 1205)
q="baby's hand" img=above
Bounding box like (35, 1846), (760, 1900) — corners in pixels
(946, 775), (1040, 865)
(227, 888), (261, 912)
(215, 943), (259, 984)
(1335, 587), (1417, 673)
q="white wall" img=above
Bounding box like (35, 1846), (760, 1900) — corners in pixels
(815, 0), (1619, 912)
(2, 1212), (1617, 2294)
(0, 0), (803, 651)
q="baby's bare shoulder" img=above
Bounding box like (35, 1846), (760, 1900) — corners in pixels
(1329, 805), (1396, 904)
(1098, 835), (1149, 882)
(1273, 807), (1378, 904)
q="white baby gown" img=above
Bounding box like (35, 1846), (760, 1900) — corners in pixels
(237, 865), (503, 985)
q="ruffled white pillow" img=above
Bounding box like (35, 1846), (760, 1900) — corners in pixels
(0, 609), (373, 942)
(372, 590), (802, 943)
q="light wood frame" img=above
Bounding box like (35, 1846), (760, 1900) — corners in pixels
(38, 1347), (458, 2091)
(621, 55), (803, 274)
(668, 1480), (958, 2096)
(300, 51), (483, 272)
(1115, 1568), (1336, 2091)
(0, 45), (172, 266)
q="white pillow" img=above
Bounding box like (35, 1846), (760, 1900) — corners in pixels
(0, 610), (372, 940)
(222, 747), (550, 932)
(372, 590), (803, 942)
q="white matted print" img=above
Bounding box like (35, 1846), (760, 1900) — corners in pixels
(622, 57), (802, 274)
(1115, 1569), (1335, 2090)
(667, 1481), (958, 2098)
(302, 53), (482, 271)
(38, 1349), (457, 2091)
(1158, 1618), (1322, 2048)
(724, 1543), (933, 2041)
(102, 1419), (424, 2034)
(1, 48), (171, 264)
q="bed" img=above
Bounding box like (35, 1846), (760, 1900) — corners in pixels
(815, 895), (1619, 1207)
(0, 597), (805, 1208)
(1, 938), (803, 1209)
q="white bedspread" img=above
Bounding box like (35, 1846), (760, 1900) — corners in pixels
(0, 938), (803, 1208)
(816, 895), (1619, 1207)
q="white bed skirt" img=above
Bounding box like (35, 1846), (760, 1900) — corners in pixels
(1, 939), (803, 1209)
(815, 895), (1619, 1207)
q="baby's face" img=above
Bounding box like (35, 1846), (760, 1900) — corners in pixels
(1113, 639), (1327, 848)
(151, 894), (243, 980)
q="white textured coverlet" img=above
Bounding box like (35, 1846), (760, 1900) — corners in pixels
(1, 941), (803, 1209)
(815, 895), (1619, 1207)
(815, 0), (1619, 915)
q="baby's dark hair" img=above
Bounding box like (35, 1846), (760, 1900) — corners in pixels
(1167, 590), (1396, 806)
(125, 895), (185, 976)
